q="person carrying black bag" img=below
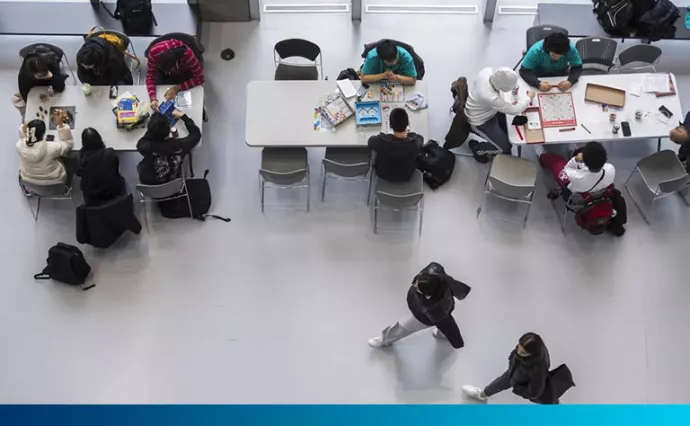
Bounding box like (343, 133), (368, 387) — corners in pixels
(368, 262), (470, 349)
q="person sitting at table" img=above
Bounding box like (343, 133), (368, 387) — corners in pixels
(360, 39), (417, 85)
(136, 111), (201, 185)
(368, 107), (423, 182)
(76, 37), (133, 86)
(76, 128), (127, 206)
(16, 112), (73, 186)
(519, 32), (582, 92)
(17, 49), (68, 102)
(464, 67), (535, 159)
(669, 111), (690, 172)
(146, 38), (205, 112)
(537, 142), (625, 236)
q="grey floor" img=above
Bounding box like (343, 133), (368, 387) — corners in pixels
(1, 11), (690, 404)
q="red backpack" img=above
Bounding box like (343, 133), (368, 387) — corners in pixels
(574, 170), (614, 235)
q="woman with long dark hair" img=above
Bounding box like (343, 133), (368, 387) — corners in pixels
(75, 128), (126, 206)
(16, 112), (73, 185)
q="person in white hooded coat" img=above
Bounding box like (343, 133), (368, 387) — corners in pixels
(16, 112), (73, 186)
(464, 67), (535, 156)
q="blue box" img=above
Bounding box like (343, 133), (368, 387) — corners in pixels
(354, 101), (382, 127)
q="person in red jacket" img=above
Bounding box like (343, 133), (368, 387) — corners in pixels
(146, 38), (204, 112)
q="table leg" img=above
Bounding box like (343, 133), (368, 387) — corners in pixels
(657, 138), (661, 152)
(517, 146), (522, 158)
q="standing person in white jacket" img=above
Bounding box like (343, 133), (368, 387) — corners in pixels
(16, 111), (74, 186)
(464, 67), (535, 159)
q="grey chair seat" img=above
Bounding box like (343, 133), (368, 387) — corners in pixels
(372, 170), (425, 234)
(636, 150), (687, 192)
(324, 147), (370, 176)
(275, 63), (319, 81)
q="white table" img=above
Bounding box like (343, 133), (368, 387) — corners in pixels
(26, 85), (205, 151)
(245, 80), (429, 147)
(506, 73), (682, 155)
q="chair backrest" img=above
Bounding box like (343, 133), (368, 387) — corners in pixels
(274, 63), (319, 81)
(526, 25), (569, 50)
(20, 179), (70, 197)
(659, 174), (690, 194)
(85, 29), (132, 50)
(575, 37), (618, 68)
(260, 168), (309, 186)
(136, 178), (185, 199)
(617, 44), (662, 67)
(375, 171), (424, 209)
(145, 33), (205, 59)
(274, 38), (321, 63)
(361, 39), (425, 80)
(323, 158), (370, 178)
(376, 189), (424, 209)
(19, 43), (64, 61)
(488, 176), (534, 200)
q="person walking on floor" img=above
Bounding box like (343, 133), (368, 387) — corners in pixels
(368, 262), (471, 349)
(462, 332), (574, 404)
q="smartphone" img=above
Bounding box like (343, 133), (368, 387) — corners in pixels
(46, 134), (55, 141)
(109, 85), (118, 99)
(621, 121), (631, 137)
(659, 105), (673, 119)
(357, 83), (370, 98)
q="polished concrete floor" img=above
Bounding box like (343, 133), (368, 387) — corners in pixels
(0, 11), (689, 403)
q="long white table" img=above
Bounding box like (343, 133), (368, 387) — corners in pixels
(245, 80), (429, 147)
(506, 73), (682, 153)
(26, 85), (205, 151)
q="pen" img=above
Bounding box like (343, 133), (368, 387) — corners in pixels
(580, 124), (591, 134)
(559, 128), (576, 132)
(515, 125), (524, 141)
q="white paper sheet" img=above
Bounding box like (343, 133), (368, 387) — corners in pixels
(526, 111), (542, 130)
(642, 74), (669, 93)
(629, 83), (642, 97)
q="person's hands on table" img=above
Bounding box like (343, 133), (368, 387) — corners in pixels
(526, 90), (536, 99)
(172, 109), (185, 119)
(557, 81), (572, 91)
(165, 85), (180, 101)
(150, 99), (159, 112)
(383, 69), (395, 80)
(538, 81), (551, 92)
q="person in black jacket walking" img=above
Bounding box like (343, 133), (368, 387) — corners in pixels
(76, 128), (126, 206)
(368, 262), (470, 349)
(76, 38), (133, 86)
(463, 333), (553, 403)
(136, 111), (201, 185)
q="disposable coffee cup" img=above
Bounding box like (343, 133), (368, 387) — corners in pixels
(609, 113), (617, 122)
(82, 84), (92, 96)
(635, 110), (643, 120)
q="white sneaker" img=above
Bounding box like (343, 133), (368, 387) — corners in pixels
(368, 336), (388, 348)
(533, 144), (546, 158)
(462, 385), (488, 402)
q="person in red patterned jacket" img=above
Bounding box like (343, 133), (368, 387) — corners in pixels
(146, 38), (204, 112)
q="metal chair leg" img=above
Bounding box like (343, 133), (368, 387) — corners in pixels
(367, 172), (374, 206)
(418, 197), (425, 236)
(561, 205), (568, 234)
(33, 197), (42, 221)
(523, 193), (534, 229)
(260, 177), (266, 213)
(320, 163), (327, 201)
(476, 190), (487, 219)
(373, 198), (379, 234)
(306, 167), (310, 213)
(625, 173), (650, 224)
(678, 188), (690, 206)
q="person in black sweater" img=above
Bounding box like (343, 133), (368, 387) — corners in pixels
(368, 107), (423, 182)
(670, 111), (690, 172)
(463, 333), (553, 403)
(76, 38), (133, 86)
(76, 128), (126, 206)
(18, 52), (68, 101)
(137, 111), (201, 185)
(368, 262), (471, 349)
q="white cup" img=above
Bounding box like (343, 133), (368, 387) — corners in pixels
(82, 84), (92, 96)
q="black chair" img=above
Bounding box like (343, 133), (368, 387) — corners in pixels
(361, 39), (425, 80)
(576, 36), (618, 75)
(273, 38), (323, 81)
(513, 25), (569, 70)
(19, 43), (76, 84)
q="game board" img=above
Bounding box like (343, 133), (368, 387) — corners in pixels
(320, 93), (354, 128)
(538, 93), (577, 128)
(380, 82), (404, 103)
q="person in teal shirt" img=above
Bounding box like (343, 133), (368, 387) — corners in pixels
(361, 40), (417, 85)
(519, 32), (582, 92)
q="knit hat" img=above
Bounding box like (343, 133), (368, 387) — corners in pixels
(489, 67), (518, 92)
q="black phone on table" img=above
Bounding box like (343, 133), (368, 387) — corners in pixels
(659, 105), (673, 119)
(621, 121), (631, 137)
(46, 134), (55, 141)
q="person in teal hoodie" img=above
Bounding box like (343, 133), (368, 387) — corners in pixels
(360, 39), (417, 85)
(519, 32), (582, 92)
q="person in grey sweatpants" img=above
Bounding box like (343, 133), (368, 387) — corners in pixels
(368, 262), (470, 349)
(473, 112), (511, 155)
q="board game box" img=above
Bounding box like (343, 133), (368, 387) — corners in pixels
(380, 82), (404, 103)
(355, 101), (382, 127)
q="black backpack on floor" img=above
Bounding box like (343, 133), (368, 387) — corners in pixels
(34, 243), (94, 290)
(114, 0), (156, 33)
(159, 169), (231, 222)
(417, 140), (456, 190)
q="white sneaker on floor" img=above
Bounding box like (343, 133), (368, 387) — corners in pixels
(533, 144), (546, 158)
(368, 336), (387, 348)
(462, 385), (488, 402)
(432, 328), (446, 339)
